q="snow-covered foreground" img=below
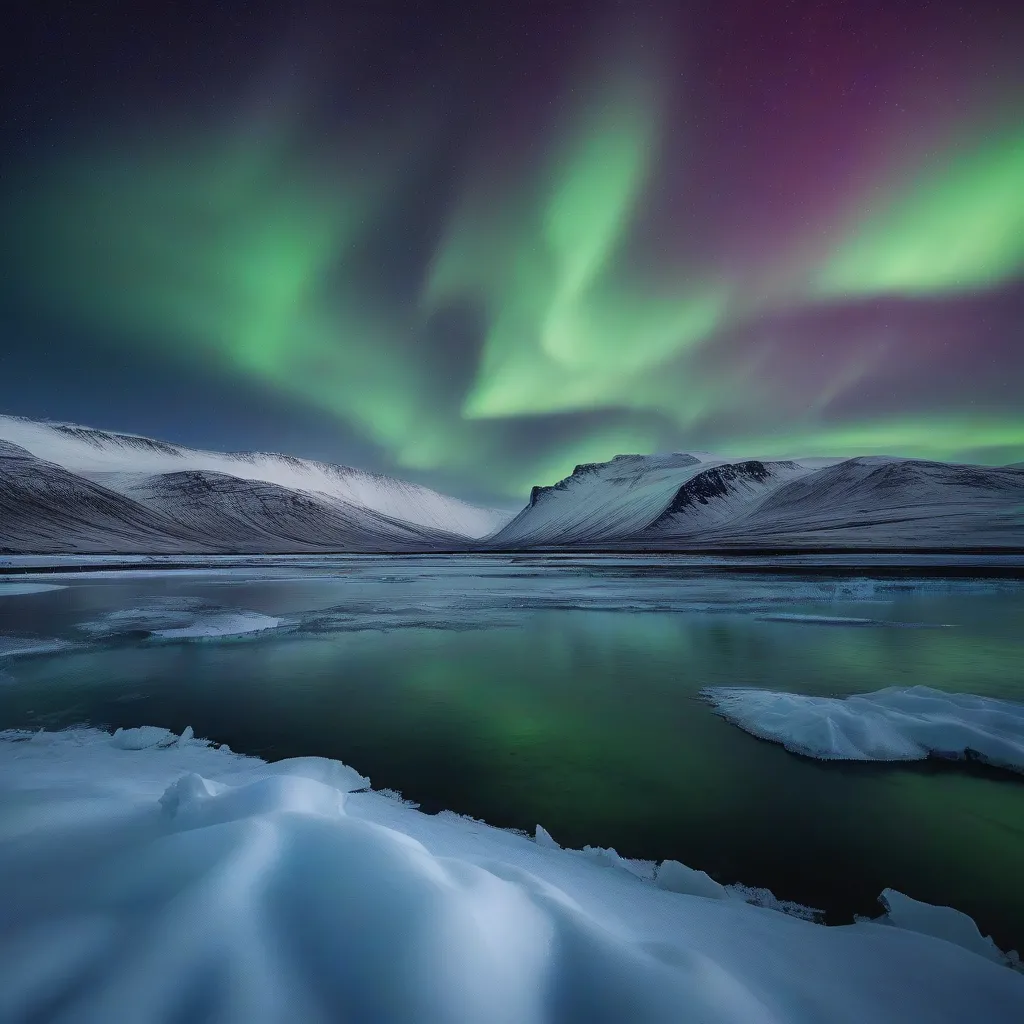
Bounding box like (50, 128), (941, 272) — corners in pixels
(1, 727), (1021, 1023)
(704, 685), (1024, 770)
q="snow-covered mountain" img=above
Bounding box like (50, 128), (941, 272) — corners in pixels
(488, 453), (1024, 550)
(4, 414), (1023, 554)
(0, 415), (510, 553)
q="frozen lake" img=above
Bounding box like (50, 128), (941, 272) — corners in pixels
(2, 555), (1023, 951)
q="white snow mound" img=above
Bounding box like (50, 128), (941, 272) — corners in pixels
(0, 726), (1021, 1023)
(703, 685), (1024, 770)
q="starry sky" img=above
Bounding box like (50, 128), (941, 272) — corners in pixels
(1, 0), (1022, 505)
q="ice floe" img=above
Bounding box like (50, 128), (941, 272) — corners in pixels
(78, 597), (284, 642)
(0, 724), (1021, 1023)
(149, 610), (282, 640)
(703, 685), (1024, 771)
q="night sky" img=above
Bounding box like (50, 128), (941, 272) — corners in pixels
(2, 1), (1022, 505)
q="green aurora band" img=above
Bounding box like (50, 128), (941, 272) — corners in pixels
(4, 62), (1024, 496)
(817, 127), (1024, 297)
(427, 68), (728, 421)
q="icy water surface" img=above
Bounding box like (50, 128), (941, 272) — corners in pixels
(1, 555), (1023, 950)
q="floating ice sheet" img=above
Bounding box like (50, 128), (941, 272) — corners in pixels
(703, 685), (1024, 771)
(78, 597), (284, 642)
(150, 610), (282, 640)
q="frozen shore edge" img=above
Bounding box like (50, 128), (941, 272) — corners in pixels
(1, 723), (1021, 1023)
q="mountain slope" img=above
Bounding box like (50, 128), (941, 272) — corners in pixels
(0, 415), (508, 540)
(492, 453), (705, 547)
(0, 415), (508, 553)
(126, 470), (464, 553)
(0, 447), (207, 553)
(5, 413), (1022, 554)
(490, 453), (1024, 551)
(489, 454), (815, 548)
(684, 457), (1024, 549)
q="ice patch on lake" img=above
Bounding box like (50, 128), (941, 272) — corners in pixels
(1, 726), (1021, 1023)
(78, 597), (285, 642)
(150, 610), (282, 640)
(754, 613), (879, 625)
(751, 613), (947, 628)
(0, 635), (73, 661)
(0, 582), (67, 596)
(703, 685), (1024, 771)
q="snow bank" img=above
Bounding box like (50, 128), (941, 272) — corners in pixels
(652, 862), (822, 921)
(655, 859), (728, 900)
(872, 889), (1018, 967)
(703, 686), (1024, 771)
(1, 726), (1021, 1023)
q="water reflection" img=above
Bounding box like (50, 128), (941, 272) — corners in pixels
(0, 561), (1022, 950)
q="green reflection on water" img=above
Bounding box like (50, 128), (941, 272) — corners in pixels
(2, 595), (1023, 950)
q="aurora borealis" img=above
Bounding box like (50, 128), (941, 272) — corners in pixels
(2, 1), (1023, 503)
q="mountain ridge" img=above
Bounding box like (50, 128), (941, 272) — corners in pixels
(488, 452), (1024, 551)
(3, 415), (1023, 553)
(0, 415), (508, 553)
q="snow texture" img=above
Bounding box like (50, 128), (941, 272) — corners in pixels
(0, 414), (510, 553)
(5, 412), (1024, 554)
(0, 725), (1020, 1023)
(488, 452), (1024, 550)
(874, 889), (1017, 967)
(655, 859), (729, 900)
(703, 686), (1024, 771)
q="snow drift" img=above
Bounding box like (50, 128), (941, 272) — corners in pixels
(703, 685), (1024, 770)
(1, 725), (1021, 1023)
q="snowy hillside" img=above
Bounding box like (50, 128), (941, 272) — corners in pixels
(5, 414), (1022, 553)
(489, 453), (1024, 550)
(491, 453), (770, 547)
(490, 454), (818, 548)
(0, 415), (509, 553)
(0, 415), (509, 541)
(0, 447), (203, 553)
(684, 457), (1024, 549)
